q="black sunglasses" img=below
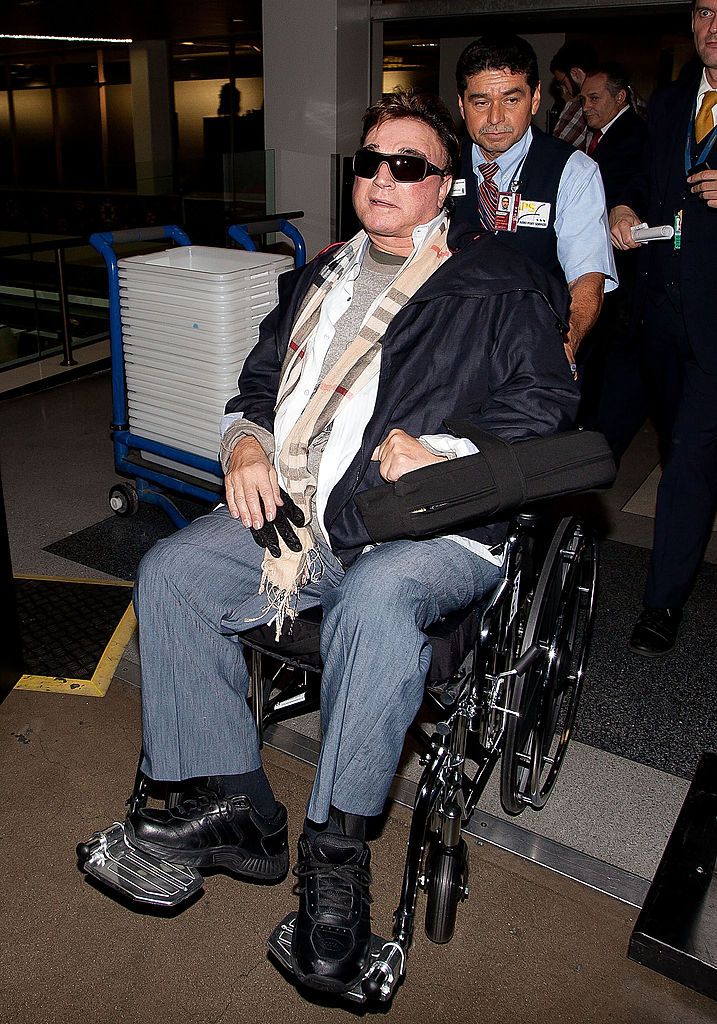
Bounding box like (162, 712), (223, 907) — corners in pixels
(352, 147), (448, 183)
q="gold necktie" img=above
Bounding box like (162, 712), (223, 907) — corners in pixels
(695, 90), (717, 144)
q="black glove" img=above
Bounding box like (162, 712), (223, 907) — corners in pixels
(250, 489), (306, 558)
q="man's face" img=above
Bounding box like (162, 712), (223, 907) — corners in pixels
(553, 68), (579, 103)
(352, 117), (453, 256)
(580, 73), (627, 130)
(458, 69), (541, 161)
(693, 0), (717, 81)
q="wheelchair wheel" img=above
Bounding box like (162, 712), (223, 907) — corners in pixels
(424, 837), (469, 944)
(500, 517), (597, 815)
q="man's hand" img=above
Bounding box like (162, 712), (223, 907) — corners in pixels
(225, 435), (283, 528)
(687, 169), (717, 208)
(563, 338), (578, 379)
(609, 204), (642, 250)
(372, 429), (447, 482)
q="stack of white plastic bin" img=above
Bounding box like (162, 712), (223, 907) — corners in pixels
(117, 245), (294, 482)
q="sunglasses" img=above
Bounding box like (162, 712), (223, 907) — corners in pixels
(352, 147), (448, 183)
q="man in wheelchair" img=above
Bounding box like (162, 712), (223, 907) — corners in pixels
(124, 91), (579, 996)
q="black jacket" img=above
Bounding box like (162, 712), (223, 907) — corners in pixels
(226, 234), (578, 565)
(620, 71), (717, 372)
(592, 106), (647, 211)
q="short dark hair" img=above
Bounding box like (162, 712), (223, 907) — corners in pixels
(360, 90), (460, 174)
(549, 41), (598, 76)
(456, 34), (540, 96)
(584, 61), (632, 102)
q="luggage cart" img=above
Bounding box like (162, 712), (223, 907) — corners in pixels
(90, 218), (305, 529)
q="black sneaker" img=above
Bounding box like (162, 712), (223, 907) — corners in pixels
(291, 831), (372, 993)
(125, 788), (289, 882)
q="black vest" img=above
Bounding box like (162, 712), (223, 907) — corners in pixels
(448, 127), (574, 287)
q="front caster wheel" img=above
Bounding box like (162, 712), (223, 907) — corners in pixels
(109, 483), (139, 517)
(424, 838), (469, 944)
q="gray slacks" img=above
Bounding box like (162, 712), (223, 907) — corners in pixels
(134, 505), (501, 822)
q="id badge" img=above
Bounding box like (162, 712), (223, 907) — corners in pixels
(494, 191), (521, 232)
(516, 199), (551, 228)
(673, 209), (682, 251)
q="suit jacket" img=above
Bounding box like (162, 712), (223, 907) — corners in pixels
(620, 71), (717, 372)
(592, 106), (647, 211)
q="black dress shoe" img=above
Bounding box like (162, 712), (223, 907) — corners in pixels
(291, 832), (372, 993)
(125, 788), (289, 881)
(629, 607), (682, 657)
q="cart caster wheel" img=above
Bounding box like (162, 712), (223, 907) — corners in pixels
(109, 483), (139, 517)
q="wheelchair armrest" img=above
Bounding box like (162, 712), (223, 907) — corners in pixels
(355, 429), (616, 543)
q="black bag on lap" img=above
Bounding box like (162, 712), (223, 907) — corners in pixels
(355, 423), (616, 543)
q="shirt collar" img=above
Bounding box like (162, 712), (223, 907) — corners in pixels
(471, 126), (532, 182)
(358, 210), (448, 266)
(698, 67), (716, 101)
(599, 103), (630, 136)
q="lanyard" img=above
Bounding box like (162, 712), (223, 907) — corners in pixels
(684, 94), (717, 174)
(506, 153), (529, 194)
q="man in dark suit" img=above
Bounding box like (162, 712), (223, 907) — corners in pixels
(581, 63), (648, 209)
(610, 0), (717, 656)
(578, 63), (649, 457)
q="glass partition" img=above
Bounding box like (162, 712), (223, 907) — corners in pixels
(0, 33), (275, 377)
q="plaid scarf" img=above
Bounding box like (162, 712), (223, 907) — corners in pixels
(260, 218), (452, 636)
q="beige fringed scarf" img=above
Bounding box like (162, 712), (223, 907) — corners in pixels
(260, 219), (452, 637)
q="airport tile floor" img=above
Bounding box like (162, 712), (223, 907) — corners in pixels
(2, 368), (716, 1023)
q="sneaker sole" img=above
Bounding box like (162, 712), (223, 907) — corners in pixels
(293, 964), (366, 995)
(125, 823), (289, 882)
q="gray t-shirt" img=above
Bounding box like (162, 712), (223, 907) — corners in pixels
(306, 244), (405, 486)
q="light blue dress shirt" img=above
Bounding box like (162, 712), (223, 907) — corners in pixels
(471, 127), (618, 291)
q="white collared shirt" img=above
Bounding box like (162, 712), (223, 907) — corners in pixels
(697, 68), (717, 132)
(598, 103), (630, 137)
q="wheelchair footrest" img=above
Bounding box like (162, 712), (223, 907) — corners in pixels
(76, 822), (204, 908)
(267, 912), (406, 1003)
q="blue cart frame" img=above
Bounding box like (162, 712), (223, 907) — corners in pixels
(90, 218), (305, 528)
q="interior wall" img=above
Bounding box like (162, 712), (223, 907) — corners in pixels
(263, 0), (371, 256)
(173, 77), (264, 163)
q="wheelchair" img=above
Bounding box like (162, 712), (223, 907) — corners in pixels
(77, 507), (597, 1005)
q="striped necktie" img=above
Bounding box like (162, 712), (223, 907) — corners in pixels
(477, 161), (499, 231)
(696, 90), (717, 144)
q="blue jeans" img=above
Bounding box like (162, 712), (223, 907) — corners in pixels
(134, 505), (501, 821)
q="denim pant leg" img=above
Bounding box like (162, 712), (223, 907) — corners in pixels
(135, 505), (342, 781)
(307, 538), (502, 821)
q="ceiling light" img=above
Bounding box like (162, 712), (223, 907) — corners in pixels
(0, 33), (133, 43)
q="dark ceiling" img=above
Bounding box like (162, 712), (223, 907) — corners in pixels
(1, 0), (263, 55)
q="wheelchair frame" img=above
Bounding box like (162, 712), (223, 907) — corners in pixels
(252, 511), (598, 1000)
(76, 510), (597, 1005)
